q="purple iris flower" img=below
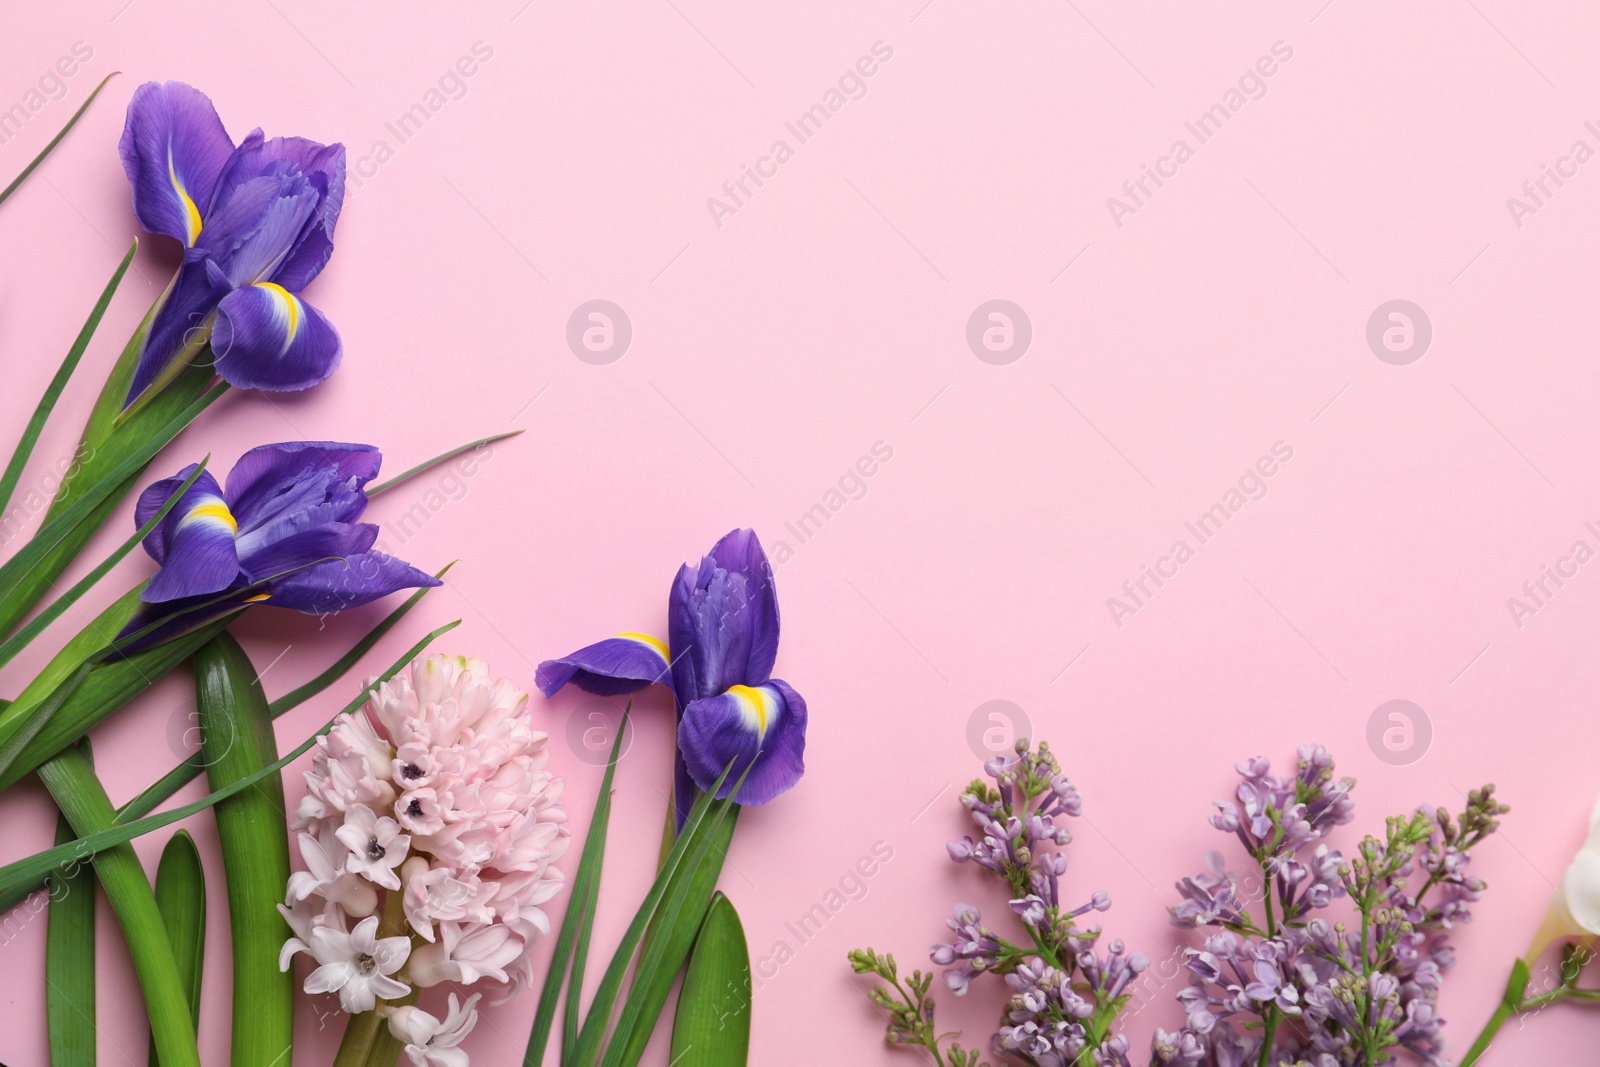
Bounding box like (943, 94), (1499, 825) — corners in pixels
(117, 442), (439, 651)
(536, 529), (807, 812)
(119, 81), (346, 406)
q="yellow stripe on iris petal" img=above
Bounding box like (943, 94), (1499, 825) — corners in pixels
(617, 631), (669, 661)
(178, 500), (237, 534)
(168, 155), (203, 246)
(253, 282), (301, 354)
(725, 684), (774, 739)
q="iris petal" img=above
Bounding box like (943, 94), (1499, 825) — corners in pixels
(117, 446), (435, 654)
(667, 529), (780, 704)
(210, 132), (345, 291)
(212, 282), (342, 392)
(535, 633), (673, 698)
(707, 529), (780, 681)
(225, 441), (380, 522)
(239, 521), (378, 584)
(118, 81), (234, 246)
(212, 179), (321, 288)
(233, 480), (368, 558)
(141, 488), (242, 604)
(133, 464), (220, 565)
(678, 679), (806, 806)
(263, 551), (442, 616)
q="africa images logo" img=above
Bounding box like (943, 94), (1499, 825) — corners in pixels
(1105, 40), (1294, 228)
(706, 41), (895, 228)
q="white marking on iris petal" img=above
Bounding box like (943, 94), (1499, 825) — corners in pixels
(176, 495), (238, 535)
(724, 684), (777, 742)
(251, 282), (301, 358)
(168, 148), (204, 246)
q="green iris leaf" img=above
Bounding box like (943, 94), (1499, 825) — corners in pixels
(524, 708), (628, 1067)
(0, 239), (136, 517)
(150, 830), (207, 1067)
(669, 892), (752, 1067)
(194, 633), (294, 1067)
(46, 745), (97, 1067)
(0, 72), (117, 209)
(366, 430), (522, 497)
(0, 620), (461, 899)
(38, 743), (201, 1067)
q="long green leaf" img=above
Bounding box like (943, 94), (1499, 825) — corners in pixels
(150, 830), (206, 1067)
(0, 612), (235, 790)
(598, 800), (741, 1067)
(524, 709), (628, 1067)
(269, 561), (456, 716)
(566, 837), (607, 1066)
(0, 455), (207, 671)
(0, 380), (225, 607)
(0, 586), (247, 783)
(70, 277), (168, 483)
(0, 72), (118, 208)
(0, 600), (453, 916)
(669, 893), (751, 1067)
(613, 807), (739, 1067)
(0, 240), (137, 516)
(568, 761), (740, 1067)
(0, 360), (221, 643)
(46, 745), (97, 1067)
(0, 620), (462, 898)
(39, 744), (200, 1067)
(0, 657), (95, 785)
(0, 589), (137, 754)
(129, 571), (455, 821)
(194, 633), (294, 1067)
(0, 550), (350, 773)
(367, 430), (522, 498)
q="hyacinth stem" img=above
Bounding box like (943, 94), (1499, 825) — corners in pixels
(360, 893), (421, 1067)
(332, 886), (412, 1067)
(332, 1010), (385, 1067)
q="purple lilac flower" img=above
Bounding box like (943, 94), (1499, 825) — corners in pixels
(1157, 748), (1507, 1067)
(930, 740), (1148, 1067)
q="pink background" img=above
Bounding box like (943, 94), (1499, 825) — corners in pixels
(2, 0), (1598, 1063)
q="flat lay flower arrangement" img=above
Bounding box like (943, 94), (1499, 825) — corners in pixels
(0, 80), (789, 1067)
(5, 70), (1600, 1067)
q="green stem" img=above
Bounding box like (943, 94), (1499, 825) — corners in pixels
(38, 745), (200, 1067)
(886, 974), (947, 1067)
(1256, 856), (1279, 1067)
(1460, 959), (1531, 1067)
(1460, 1000), (1516, 1067)
(332, 1011), (385, 1067)
(358, 889), (417, 1067)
